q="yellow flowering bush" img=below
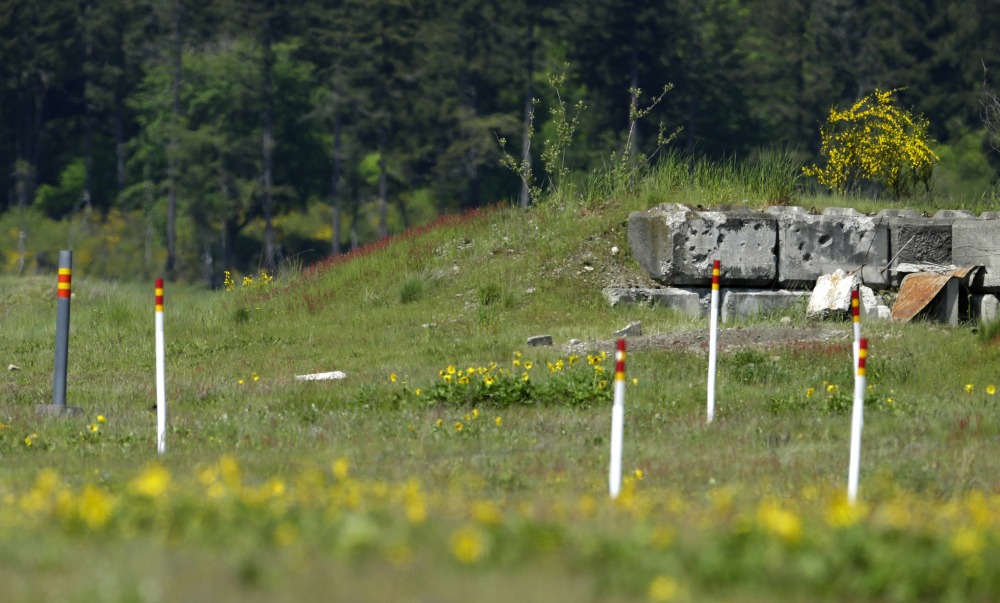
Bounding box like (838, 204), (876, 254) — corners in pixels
(804, 89), (938, 199)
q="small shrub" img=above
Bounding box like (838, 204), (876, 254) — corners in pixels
(803, 88), (938, 199)
(400, 277), (426, 304)
(477, 283), (502, 306)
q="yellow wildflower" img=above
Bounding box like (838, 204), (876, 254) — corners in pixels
(252, 372), (259, 381)
(97, 415), (106, 423)
(988, 385), (996, 395)
(495, 417), (501, 427)
(634, 469), (643, 480)
(332, 457), (350, 480)
(965, 384), (974, 394)
(522, 373), (530, 382)
(447, 365), (456, 375)
(89, 423), (99, 433)
(524, 361), (532, 370)
(415, 389), (421, 396)
(390, 373), (397, 382)
(449, 525), (487, 564)
(648, 576), (679, 601)
(513, 360), (521, 367)
(599, 380), (607, 389)
(484, 376), (494, 386)
(806, 387), (815, 398)
(472, 409), (479, 419)
(459, 376), (470, 385)
(454, 422), (463, 432)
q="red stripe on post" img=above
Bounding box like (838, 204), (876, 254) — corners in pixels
(58, 274), (71, 283)
(57, 289), (71, 298)
(712, 259), (720, 290)
(615, 339), (626, 381)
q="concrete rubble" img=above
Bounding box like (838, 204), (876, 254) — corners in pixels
(620, 202), (1000, 323)
(805, 270), (887, 318)
(613, 321), (642, 337)
(527, 335), (553, 347)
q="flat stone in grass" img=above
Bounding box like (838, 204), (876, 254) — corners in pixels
(627, 203), (777, 287)
(613, 321), (642, 338)
(527, 335), (553, 347)
(602, 286), (709, 317)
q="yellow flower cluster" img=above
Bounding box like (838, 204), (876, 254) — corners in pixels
(803, 88), (938, 199)
(223, 269), (275, 292)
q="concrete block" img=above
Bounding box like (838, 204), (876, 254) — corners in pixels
(979, 212), (1000, 220)
(527, 335), (553, 347)
(721, 290), (808, 322)
(821, 207), (866, 217)
(614, 321), (642, 337)
(767, 207), (890, 288)
(875, 208), (921, 220)
(886, 218), (954, 286)
(953, 221), (1000, 292)
(932, 209), (977, 220)
(971, 294), (1000, 323)
(932, 278), (960, 325)
(627, 203), (777, 287)
(602, 287), (709, 317)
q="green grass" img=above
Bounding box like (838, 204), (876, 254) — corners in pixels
(3, 176), (1000, 602)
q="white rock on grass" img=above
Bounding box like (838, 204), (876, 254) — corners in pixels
(806, 270), (884, 319)
(295, 371), (347, 381)
(613, 321), (642, 338)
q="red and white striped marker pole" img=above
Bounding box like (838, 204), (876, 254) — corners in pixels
(707, 260), (720, 423)
(851, 286), (861, 376)
(848, 338), (867, 504)
(155, 279), (166, 454)
(609, 339), (626, 499)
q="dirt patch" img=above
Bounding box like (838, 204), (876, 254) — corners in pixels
(565, 327), (849, 356)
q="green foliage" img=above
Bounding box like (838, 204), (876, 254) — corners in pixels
(804, 89), (939, 199)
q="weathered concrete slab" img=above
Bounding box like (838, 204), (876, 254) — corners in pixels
(953, 221), (1000, 292)
(628, 203), (777, 287)
(527, 335), (553, 347)
(933, 209), (977, 220)
(614, 321), (642, 337)
(971, 294), (1000, 323)
(886, 218), (955, 286)
(875, 208), (921, 220)
(766, 206), (890, 288)
(720, 290), (808, 322)
(602, 286), (709, 317)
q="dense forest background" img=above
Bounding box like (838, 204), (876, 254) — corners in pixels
(2, 0), (1000, 282)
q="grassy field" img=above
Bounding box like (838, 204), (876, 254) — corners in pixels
(3, 167), (1000, 602)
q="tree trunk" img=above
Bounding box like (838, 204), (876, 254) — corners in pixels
(261, 17), (277, 270)
(15, 160), (29, 276)
(331, 110), (342, 257)
(519, 22), (535, 208)
(115, 109), (125, 195)
(378, 127), (388, 239)
(166, 0), (182, 277)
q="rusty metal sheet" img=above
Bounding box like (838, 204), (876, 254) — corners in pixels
(890, 273), (955, 322)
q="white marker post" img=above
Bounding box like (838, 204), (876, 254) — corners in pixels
(707, 260), (720, 423)
(155, 278), (166, 454)
(847, 338), (867, 504)
(609, 339), (627, 499)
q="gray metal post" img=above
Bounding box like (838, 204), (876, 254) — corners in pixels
(52, 250), (72, 406)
